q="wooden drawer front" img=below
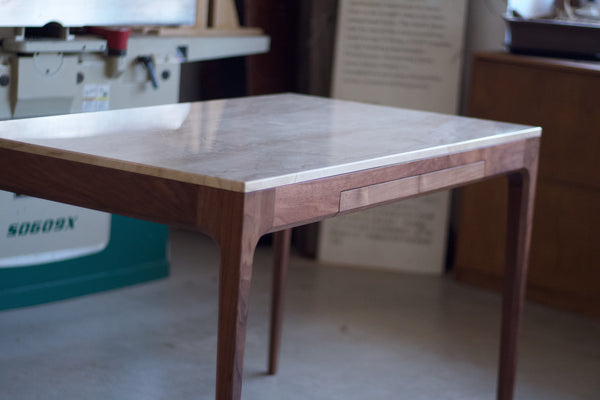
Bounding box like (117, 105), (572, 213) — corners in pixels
(420, 161), (485, 192)
(340, 176), (419, 212)
(340, 162), (485, 212)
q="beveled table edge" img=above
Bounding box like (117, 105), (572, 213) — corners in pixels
(0, 127), (541, 193)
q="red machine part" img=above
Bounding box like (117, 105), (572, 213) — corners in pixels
(87, 27), (131, 55)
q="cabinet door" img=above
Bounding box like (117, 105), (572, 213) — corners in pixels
(454, 53), (600, 317)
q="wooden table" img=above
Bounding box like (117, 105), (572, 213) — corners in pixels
(0, 94), (540, 400)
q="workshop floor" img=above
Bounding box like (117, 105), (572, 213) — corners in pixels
(1, 229), (599, 399)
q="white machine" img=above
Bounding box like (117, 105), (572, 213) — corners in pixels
(0, 0), (269, 267)
(0, 0), (269, 119)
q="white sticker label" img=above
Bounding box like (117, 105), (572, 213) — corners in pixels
(0, 190), (111, 268)
(82, 84), (110, 112)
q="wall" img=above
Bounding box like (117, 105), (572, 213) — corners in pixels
(460, 0), (507, 113)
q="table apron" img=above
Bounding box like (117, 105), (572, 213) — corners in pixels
(270, 138), (536, 232)
(340, 161), (485, 212)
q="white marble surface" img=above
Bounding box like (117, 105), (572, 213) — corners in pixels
(0, 94), (540, 192)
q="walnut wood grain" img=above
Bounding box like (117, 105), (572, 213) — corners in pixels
(268, 228), (292, 375)
(210, 189), (275, 400)
(0, 93), (541, 400)
(0, 138), (540, 400)
(273, 178), (340, 227)
(339, 162), (485, 213)
(273, 142), (529, 231)
(340, 176), (419, 212)
(419, 162), (485, 192)
(0, 94), (538, 193)
(498, 138), (539, 400)
(0, 147), (200, 229)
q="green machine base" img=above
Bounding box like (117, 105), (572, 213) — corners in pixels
(0, 215), (169, 310)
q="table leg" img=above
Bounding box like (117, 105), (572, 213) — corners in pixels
(268, 228), (292, 374)
(215, 234), (256, 400)
(497, 169), (537, 400)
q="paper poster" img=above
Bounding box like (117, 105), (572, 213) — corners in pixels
(318, 0), (467, 274)
(331, 0), (467, 113)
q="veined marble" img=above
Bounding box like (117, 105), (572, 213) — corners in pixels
(0, 94), (541, 192)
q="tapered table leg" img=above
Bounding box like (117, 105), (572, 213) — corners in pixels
(497, 168), (537, 400)
(268, 228), (292, 374)
(215, 234), (257, 400)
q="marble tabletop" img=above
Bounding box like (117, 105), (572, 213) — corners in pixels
(0, 94), (540, 192)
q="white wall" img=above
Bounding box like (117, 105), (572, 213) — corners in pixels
(460, 0), (508, 113)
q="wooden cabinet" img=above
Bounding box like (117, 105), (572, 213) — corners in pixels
(454, 52), (600, 318)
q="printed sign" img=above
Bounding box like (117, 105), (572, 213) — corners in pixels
(319, 0), (467, 274)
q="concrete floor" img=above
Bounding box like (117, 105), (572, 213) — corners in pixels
(1, 229), (599, 399)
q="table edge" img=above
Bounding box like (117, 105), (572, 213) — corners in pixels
(0, 127), (541, 193)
